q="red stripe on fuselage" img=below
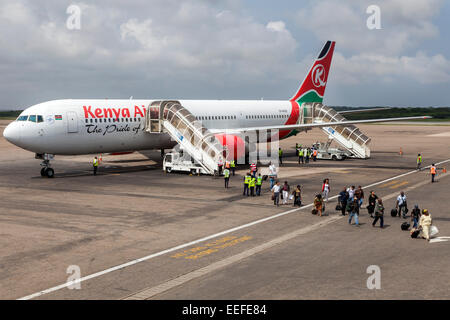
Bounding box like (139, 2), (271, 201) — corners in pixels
(278, 100), (300, 139)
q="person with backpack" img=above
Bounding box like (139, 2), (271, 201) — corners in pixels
(338, 187), (348, 216)
(282, 181), (290, 205)
(372, 198), (384, 228)
(411, 204), (421, 228)
(292, 185), (302, 207)
(367, 191), (378, 218)
(314, 194), (324, 217)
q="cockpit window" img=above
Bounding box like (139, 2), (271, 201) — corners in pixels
(37, 115), (44, 123)
(17, 115), (28, 121)
(28, 115), (37, 122)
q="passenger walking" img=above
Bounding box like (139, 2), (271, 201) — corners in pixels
(430, 164), (436, 183)
(292, 185), (302, 207)
(218, 158), (224, 176)
(271, 181), (281, 206)
(419, 209), (432, 241)
(256, 173), (263, 196)
(367, 191), (378, 218)
(314, 194), (324, 217)
(282, 181), (290, 205)
(250, 163), (257, 178)
(249, 176), (256, 196)
(322, 178), (330, 202)
(278, 148), (283, 165)
(243, 172), (251, 196)
(411, 204), (421, 228)
(338, 187), (349, 216)
(223, 167), (230, 189)
(347, 185), (355, 199)
(269, 162), (277, 190)
(372, 198), (384, 228)
(355, 185), (364, 207)
(396, 191), (408, 218)
(416, 153), (422, 170)
(348, 197), (360, 226)
(93, 156), (99, 175)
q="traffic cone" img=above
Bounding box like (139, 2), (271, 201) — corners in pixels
(399, 148), (403, 156)
(443, 168), (447, 173)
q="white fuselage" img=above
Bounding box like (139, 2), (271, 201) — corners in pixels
(4, 99), (297, 155)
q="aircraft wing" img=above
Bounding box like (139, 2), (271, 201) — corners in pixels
(337, 107), (390, 114)
(211, 116), (432, 133)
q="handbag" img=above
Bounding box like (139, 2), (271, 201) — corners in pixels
(335, 204), (342, 211)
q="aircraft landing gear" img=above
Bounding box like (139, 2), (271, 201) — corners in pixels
(36, 153), (55, 178)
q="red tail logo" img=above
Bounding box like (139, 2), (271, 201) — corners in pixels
(290, 41), (335, 102)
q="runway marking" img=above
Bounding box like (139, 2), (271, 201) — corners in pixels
(123, 216), (342, 300)
(389, 181), (409, 189)
(379, 180), (398, 188)
(18, 158), (450, 300)
(171, 236), (252, 260)
(429, 237), (450, 243)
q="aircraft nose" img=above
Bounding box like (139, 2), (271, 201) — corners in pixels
(3, 122), (21, 145)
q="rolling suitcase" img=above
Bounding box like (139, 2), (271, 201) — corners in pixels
(391, 208), (398, 217)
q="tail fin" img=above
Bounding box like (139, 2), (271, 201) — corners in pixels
(290, 41), (335, 104)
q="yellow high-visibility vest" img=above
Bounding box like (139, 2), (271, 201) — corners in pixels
(249, 177), (256, 187)
(230, 160), (235, 167)
(244, 175), (251, 184)
(93, 159), (99, 167)
(256, 176), (262, 185)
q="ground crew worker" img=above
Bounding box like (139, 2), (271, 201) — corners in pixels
(256, 173), (263, 196)
(225, 160), (230, 169)
(230, 160), (236, 176)
(249, 175), (256, 196)
(430, 164), (436, 183)
(243, 172), (251, 196)
(224, 167), (230, 189)
(298, 148), (304, 164)
(417, 153), (422, 170)
(295, 143), (299, 156)
(305, 148), (311, 163)
(278, 147), (283, 165)
(93, 156), (99, 175)
(313, 149), (318, 161)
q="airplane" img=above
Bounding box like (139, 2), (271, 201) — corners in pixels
(3, 41), (430, 177)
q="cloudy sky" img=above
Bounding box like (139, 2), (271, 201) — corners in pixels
(0, 0), (449, 110)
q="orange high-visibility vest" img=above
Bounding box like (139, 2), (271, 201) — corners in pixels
(430, 166), (436, 174)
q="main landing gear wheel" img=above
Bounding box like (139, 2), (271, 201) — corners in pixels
(40, 168), (46, 177)
(45, 168), (55, 178)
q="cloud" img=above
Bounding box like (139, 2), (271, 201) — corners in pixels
(296, 0), (450, 88)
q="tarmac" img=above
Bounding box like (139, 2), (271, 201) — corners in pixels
(0, 119), (449, 300)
